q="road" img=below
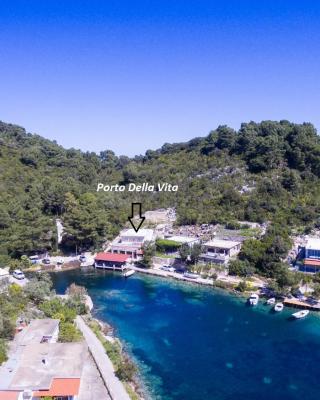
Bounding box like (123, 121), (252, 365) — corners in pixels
(76, 316), (131, 400)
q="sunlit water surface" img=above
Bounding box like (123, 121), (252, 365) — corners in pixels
(52, 270), (320, 400)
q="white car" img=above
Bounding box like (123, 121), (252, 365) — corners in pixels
(12, 270), (25, 280)
(160, 265), (175, 272)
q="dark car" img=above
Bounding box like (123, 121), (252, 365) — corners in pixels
(174, 266), (187, 274)
(42, 258), (51, 265)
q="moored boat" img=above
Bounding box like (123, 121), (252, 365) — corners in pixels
(122, 269), (136, 278)
(267, 297), (275, 305)
(274, 303), (284, 312)
(292, 310), (309, 319)
(248, 293), (259, 306)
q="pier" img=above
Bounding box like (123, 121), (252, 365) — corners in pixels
(283, 297), (320, 311)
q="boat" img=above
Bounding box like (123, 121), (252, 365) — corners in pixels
(274, 303), (284, 312)
(292, 310), (309, 319)
(122, 269), (136, 278)
(248, 293), (259, 306)
(267, 298), (275, 305)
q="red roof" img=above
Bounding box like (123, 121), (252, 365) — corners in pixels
(304, 258), (320, 267)
(33, 378), (80, 397)
(0, 392), (19, 400)
(95, 252), (129, 262)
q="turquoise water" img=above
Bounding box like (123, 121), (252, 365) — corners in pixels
(52, 270), (320, 400)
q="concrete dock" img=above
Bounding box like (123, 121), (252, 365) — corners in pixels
(76, 316), (131, 400)
(284, 297), (320, 310)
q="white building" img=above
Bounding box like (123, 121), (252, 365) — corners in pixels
(0, 319), (85, 400)
(305, 238), (320, 259)
(109, 228), (154, 259)
(303, 237), (320, 272)
(201, 239), (242, 264)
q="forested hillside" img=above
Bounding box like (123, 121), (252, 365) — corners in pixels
(1, 119), (320, 265)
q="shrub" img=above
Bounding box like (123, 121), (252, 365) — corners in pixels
(226, 221), (241, 230)
(156, 239), (181, 253)
(59, 322), (82, 342)
(0, 339), (8, 365)
(116, 357), (137, 382)
(236, 280), (248, 292)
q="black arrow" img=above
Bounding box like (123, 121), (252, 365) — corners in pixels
(128, 203), (145, 233)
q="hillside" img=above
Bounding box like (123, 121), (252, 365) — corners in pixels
(1, 119), (320, 267)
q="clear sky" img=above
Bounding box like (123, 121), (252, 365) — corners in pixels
(0, 1), (319, 156)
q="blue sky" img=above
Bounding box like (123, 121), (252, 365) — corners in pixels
(0, 1), (319, 156)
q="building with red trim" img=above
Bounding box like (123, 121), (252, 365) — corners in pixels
(109, 228), (154, 259)
(302, 238), (320, 272)
(94, 252), (130, 269)
(0, 320), (85, 400)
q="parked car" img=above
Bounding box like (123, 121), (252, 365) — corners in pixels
(174, 267), (187, 274)
(12, 270), (25, 280)
(29, 255), (39, 264)
(160, 265), (175, 272)
(79, 255), (86, 262)
(184, 272), (200, 279)
(42, 258), (51, 265)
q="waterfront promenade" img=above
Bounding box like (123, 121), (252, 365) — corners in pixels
(131, 265), (265, 288)
(76, 316), (131, 400)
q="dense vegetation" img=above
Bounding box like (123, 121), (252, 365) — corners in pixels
(0, 274), (86, 362)
(1, 119), (320, 271)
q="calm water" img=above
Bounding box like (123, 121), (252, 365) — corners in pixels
(52, 270), (320, 400)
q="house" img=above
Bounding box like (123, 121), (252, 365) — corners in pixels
(302, 238), (320, 272)
(94, 252), (130, 270)
(109, 228), (154, 259)
(0, 319), (85, 400)
(201, 239), (242, 265)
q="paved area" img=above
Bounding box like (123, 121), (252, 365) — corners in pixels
(9, 342), (86, 389)
(79, 351), (111, 400)
(76, 316), (130, 400)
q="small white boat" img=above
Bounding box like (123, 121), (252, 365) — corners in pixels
(267, 298), (275, 305)
(248, 293), (259, 306)
(274, 303), (284, 312)
(292, 310), (309, 319)
(122, 269), (135, 278)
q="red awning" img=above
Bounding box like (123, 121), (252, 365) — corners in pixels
(33, 378), (80, 397)
(95, 252), (129, 262)
(0, 392), (20, 400)
(304, 258), (320, 267)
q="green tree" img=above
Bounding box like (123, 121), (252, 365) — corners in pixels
(140, 242), (155, 268)
(24, 273), (53, 303)
(228, 259), (255, 277)
(179, 244), (190, 262)
(190, 243), (203, 265)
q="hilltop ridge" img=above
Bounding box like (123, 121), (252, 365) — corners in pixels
(1, 119), (320, 265)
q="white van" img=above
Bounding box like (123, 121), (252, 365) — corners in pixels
(13, 269), (25, 280)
